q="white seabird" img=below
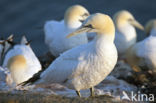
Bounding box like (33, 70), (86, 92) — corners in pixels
(126, 19), (156, 72)
(2, 36), (41, 86)
(44, 5), (89, 57)
(21, 13), (118, 97)
(113, 10), (144, 59)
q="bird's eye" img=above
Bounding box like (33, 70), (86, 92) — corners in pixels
(81, 13), (89, 17)
(79, 13), (89, 23)
(128, 18), (133, 21)
(84, 24), (94, 29)
(79, 19), (84, 23)
(84, 13), (89, 17)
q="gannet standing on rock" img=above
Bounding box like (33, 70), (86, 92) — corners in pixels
(113, 10), (144, 59)
(126, 19), (156, 72)
(2, 36), (41, 87)
(21, 13), (118, 97)
(44, 5), (89, 57)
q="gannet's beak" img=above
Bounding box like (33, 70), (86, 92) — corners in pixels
(130, 20), (144, 30)
(66, 24), (95, 38)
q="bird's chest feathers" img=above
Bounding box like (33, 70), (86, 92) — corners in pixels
(77, 39), (117, 74)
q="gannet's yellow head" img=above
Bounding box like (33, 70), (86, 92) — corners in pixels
(7, 55), (27, 72)
(145, 19), (156, 35)
(66, 13), (115, 40)
(64, 5), (90, 29)
(113, 10), (144, 30)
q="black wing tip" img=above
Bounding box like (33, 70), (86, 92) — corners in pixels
(18, 70), (42, 87)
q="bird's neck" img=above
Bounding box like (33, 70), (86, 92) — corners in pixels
(117, 24), (136, 36)
(94, 34), (115, 49)
(117, 24), (137, 41)
(65, 21), (82, 30)
(150, 28), (156, 36)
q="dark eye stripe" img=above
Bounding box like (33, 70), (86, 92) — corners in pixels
(82, 13), (89, 17)
(84, 13), (89, 16)
(128, 18), (133, 22)
(84, 24), (94, 29)
(79, 19), (84, 23)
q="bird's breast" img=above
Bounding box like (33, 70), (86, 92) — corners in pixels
(69, 43), (117, 90)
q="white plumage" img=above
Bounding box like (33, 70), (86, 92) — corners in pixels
(113, 10), (144, 59)
(44, 5), (90, 57)
(2, 36), (41, 86)
(126, 19), (156, 72)
(33, 13), (117, 97)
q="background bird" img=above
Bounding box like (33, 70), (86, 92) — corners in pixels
(113, 10), (144, 60)
(2, 36), (41, 87)
(20, 13), (117, 97)
(44, 5), (90, 57)
(126, 19), (156, 73)
(0, 35), (14, 65)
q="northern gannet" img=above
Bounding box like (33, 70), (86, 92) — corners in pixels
(44, 5), (89, 57)
(21, 13), (118, 97)
(113, 10), (144, 59)
(2, 36), (41, 86)
(0, 35), (14, 65)
(126, 19), (156, 72)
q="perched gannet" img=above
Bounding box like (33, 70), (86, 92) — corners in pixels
(21, 13), (118, 97)
(44, 5), (89, 57)
(113, 10), (144, 59)
(0, 35), (14, 65)
(126, 19), (156, 72)
(3, 36), (41, 86)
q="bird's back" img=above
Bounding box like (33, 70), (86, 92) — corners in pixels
(44, 20), (88, 57)
(44, 20), (64, 45)
(134, 36), (156, 70)
(40, 42), (92, 84)
(3, 45), (41, 73)
(39, 40), (117, 90)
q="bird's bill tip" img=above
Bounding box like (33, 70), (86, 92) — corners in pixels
(131, 20), (144, 30)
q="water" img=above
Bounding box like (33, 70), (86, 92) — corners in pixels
(0, 0), (156, 56)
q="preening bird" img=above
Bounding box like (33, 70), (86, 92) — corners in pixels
(113, 10), (144, 59)
(20, 13), (118, 97)
(126, 19), (156, 72)
(2, 36), (41, 86)
(44, 5), (90, 57)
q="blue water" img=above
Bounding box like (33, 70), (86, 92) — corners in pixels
(0, 0), (156, 56)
